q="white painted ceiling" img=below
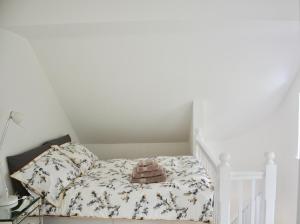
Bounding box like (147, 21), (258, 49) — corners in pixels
(0, 0), (299, 143)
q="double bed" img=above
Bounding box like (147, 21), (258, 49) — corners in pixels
(7, 135), (214, 223)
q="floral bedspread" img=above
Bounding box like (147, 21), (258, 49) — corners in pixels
(40, 156), (214, 222)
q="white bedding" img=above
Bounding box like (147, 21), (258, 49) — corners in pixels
(39, 156), (214, 222)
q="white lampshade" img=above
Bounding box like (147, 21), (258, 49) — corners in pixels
(10, 111), (24, 125)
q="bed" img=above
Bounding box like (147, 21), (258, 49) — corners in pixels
(40, 156), (213, 221)
(7, 135), (214, 223)
(7, 134), (277, 224)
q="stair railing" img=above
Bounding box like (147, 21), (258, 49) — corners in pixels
(216, 152), (277, 224)
(231, 192), (264, 224)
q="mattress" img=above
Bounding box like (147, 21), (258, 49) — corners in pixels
(39, 156), (214, 222)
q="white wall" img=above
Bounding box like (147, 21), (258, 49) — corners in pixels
(86, 142), (189, 160)
(0, 29), (78, 193)
(0, 0), (298, 26)
(9, 20), (297, 145)
(208, 73), (300, 224)
(1, 1), (299, 146)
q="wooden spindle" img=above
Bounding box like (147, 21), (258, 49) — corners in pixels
(238, 181), (244, 224)
(217, 153), (231, 224)
(255, 194), (261, 224)
(264, 152), (277, 224)
(251, 179), (256, 224)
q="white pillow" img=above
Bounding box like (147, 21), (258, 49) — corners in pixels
(11, 147), (81, 207)
(53, 142), (98, 173)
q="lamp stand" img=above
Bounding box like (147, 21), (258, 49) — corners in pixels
(0, 161), (18, 207)
(0, 112), (20, 207)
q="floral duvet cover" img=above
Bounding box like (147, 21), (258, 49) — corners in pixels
(39, 156), (214, 222)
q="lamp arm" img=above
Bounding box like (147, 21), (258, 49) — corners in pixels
(0, 112), (12, 152)
(0, 112), (13, 199)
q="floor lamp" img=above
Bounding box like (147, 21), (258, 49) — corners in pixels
(0, 111), (23, 207)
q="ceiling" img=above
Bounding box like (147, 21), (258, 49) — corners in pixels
(0, 0), (299, 143)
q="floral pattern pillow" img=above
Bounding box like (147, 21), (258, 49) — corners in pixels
(53, 143), (98, 173)
(11, 147), (81, 207)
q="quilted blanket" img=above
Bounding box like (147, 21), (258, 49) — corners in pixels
(39, 156), (214, 222)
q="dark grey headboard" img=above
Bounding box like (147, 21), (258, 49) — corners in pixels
(6, 135), (71, 196)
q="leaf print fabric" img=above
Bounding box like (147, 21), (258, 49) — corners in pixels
(11, 147), (81, 207)
(53, 142), (98, 173)
(37, 156), (214, 222)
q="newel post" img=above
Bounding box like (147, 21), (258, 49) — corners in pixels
(217, 153), (231, 224)
(264, 152), (277, 224)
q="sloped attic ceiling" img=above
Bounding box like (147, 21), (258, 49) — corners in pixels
(0, 0), (299, 144)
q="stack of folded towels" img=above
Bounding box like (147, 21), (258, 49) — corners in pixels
(131, 159), (166, 184)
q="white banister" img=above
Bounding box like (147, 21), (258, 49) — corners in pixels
(194, 130), (218, 179)
(256, 194), (263, 224)
(195, 129), (219, 167)
(217, 153), (231, 224)
(191, 102), (277, 224)
(231, 193), (263, 224)
(264, 152), (277, 224)
(250, 179), (256, 224)
(222, 152), (276, 224)
(238, 181), (244, 224)
(231, 172), (264, 180)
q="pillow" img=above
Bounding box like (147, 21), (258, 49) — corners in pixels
(42, 135), (71, 147)
(53, 142), (98, 173)
(11, 147), (80, 207)
(7, 144), (50, 196)
(7, 135), (72, 196)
